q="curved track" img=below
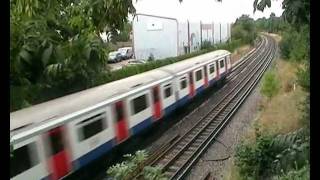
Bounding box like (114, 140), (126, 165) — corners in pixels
(131, 34), (277, 180)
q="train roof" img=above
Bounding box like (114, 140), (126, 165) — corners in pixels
(10, 69), (172, 132)
(10, 49), (230, 135)
(159, 50), (230, 75)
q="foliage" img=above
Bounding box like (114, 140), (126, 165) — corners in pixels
(235, 133), (275, 179)
(10, 0), (135, 111)
(143, 166), (167, 180)
(111, 21), (132, 42)
(201, 40), (212, 50)
(100, 39), (242, 84)
(107, 150), (167, 180)
(273, 164), (309, 180)
(235, 128), (309, 180)
(232, 15), (257, 45)
(260, 70), (280, 99)
(253, 0), (310, 29)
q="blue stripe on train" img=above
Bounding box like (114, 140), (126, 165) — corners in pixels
(176, 95), (191, 107)
(70, 71), (230, 172)
(131, 117), (153, 135)
(73, 138), (115, 170)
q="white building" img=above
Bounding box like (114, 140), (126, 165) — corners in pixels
(132, 13), (232, 60)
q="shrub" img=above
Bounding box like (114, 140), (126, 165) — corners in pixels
(201, 40), (212, 50)
(106, 150), (167, 180)
(260, 70), (280, 99)
(235, 131), (276, 179)
(273, 164), (309, 180)
(235, 128), (309, 179)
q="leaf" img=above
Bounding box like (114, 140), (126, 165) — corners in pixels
(42, 43), (53, 65)
(19, 49), (32, 63)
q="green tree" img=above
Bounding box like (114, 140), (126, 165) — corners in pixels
(260, 70), (280, 99)
(232, 15), (257, 45)
(10, 0), (135, 111)
(111, 21), (132, 42)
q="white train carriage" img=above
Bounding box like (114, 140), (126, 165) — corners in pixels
(10, 50), (232, 180)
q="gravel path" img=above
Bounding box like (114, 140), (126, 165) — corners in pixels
(185, 83), (262, 180)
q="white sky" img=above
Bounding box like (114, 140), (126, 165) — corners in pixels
(132, 0), (284, 23)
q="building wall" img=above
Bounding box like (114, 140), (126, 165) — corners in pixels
(220, 23), (229, 43)
(188, 22), (201, 53)
(178, 21), (189, 56)
(133, 14), (232, 60)
(213, 22), (222, 44)
(201, 23), (214, 44)
(133, 14), (178, 60)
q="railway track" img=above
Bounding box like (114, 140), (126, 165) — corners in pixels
(129, 34), (277, 180)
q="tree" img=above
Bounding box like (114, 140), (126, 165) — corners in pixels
(253, 0), (310, 30)
(10, 0), (135, 111)
(232, 15), (257, 45)
(111, 21), (132, 42)
(260, 70), (280, 100)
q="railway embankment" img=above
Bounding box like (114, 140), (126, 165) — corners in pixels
(186, 34), (308, 180)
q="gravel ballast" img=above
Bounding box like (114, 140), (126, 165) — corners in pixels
(184, 84), (262, 180)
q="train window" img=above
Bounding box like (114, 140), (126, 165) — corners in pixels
(195, 70), (202, 81)
(220, 60), (225, 68)
(132, 94), (148, 115)
(77, 113), (105, 141)
(180, 78), (187, 90)
(10, 142), (38, 178)
(164, 84), (172, 98)
(209, 64), (215, 74)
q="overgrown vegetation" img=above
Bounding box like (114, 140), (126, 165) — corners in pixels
(10, 0), (135, 111)
(260, 70), (280, 99)
(106, 150), (167, 180)
(234, 0), (309, 179)
(235, 127), (309, 180)
(231, 15), (258, 45)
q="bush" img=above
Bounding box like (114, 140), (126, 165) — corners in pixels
(273, 164), (309, 180)
(106, 150), (167, 180)
(260, 70), (280, 99)
(235, 128), (309, 180)
(201, 40), (212, 50)
(235, 131), (276, 179)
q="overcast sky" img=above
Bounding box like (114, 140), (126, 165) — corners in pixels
(132, 0), (284, 23)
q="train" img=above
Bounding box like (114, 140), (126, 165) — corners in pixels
(10, 49), (232, 180)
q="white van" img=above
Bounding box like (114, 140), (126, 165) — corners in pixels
(118, 47), (133, 60)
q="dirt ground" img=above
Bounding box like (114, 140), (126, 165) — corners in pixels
(231, 45), (254, 64)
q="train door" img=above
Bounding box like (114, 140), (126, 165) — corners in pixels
(46, 126), (71, 180)
(152, 86), (163, 120)
(225, 57), (228, 73)
(114, 101), (129, 143)
(216, 61), (220, 79)
(189, 72), (195, 97)
(204, 66), (209, 87)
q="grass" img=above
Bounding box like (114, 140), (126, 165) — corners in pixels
(258, 59), (306, 134)
(223, 57), (307, 180)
